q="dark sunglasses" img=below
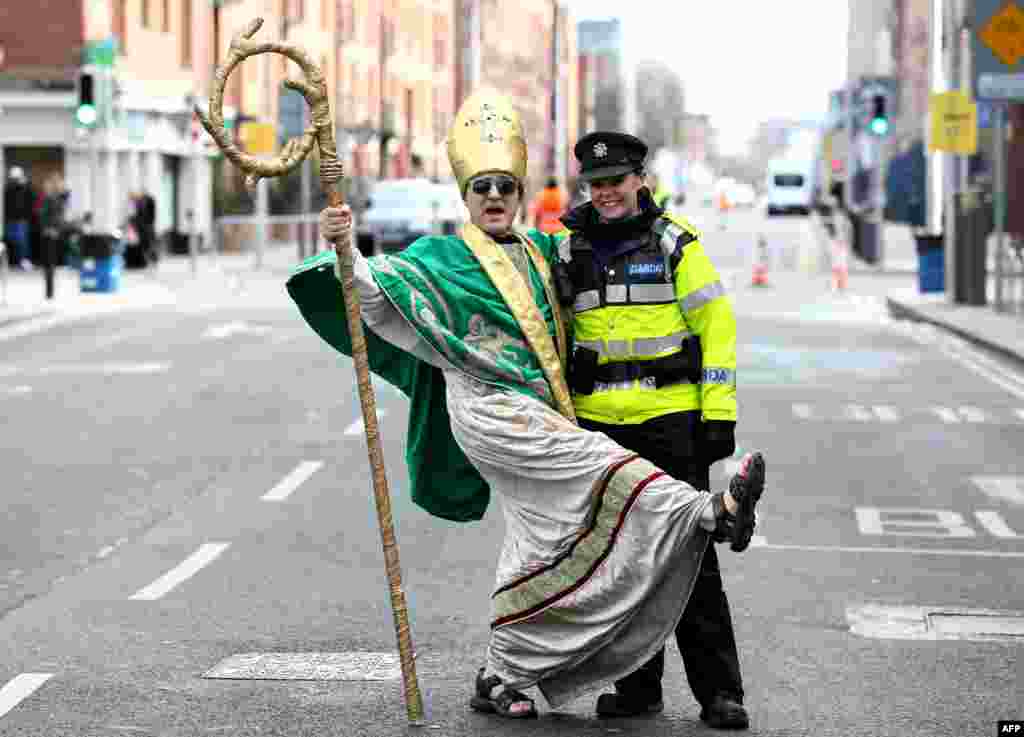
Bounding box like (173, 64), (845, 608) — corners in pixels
(470, 175), (518, 196)
(587, 173), (629, 189)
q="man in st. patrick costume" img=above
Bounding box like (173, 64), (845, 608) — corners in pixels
(286, 89), (766, 718)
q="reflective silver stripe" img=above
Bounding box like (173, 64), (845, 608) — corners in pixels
(629, 283), (676, 303)
(660, 221), (684, 259)
(606, 284), (628, 303)
(681, 280), (726, 312)
(573, 289), (600, 313)
(576, 331), (692, 360)
(605, 339), (630, 357)
(591, 377), (661, 393)
(632, 330), (691, 355)
(702, 367), (736, 386)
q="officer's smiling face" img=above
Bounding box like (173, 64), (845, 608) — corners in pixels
(588, 171), (644, 221)
(465, 172), (522, 237)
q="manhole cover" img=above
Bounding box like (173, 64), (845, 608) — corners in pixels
(847, 604), (1024, 642)
(202, 652), (401, 680)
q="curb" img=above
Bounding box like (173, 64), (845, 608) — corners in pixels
(885, 296), (1024, 367)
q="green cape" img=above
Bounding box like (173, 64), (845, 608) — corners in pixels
(285, 230), (559, 522)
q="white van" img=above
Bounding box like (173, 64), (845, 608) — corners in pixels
(765, 159), (814, 216)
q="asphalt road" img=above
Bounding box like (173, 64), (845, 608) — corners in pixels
(1, 206), (1021, 736)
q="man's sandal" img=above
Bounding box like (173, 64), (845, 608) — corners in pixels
(469, 667), (538, 719)
(729, 452), (765, 552)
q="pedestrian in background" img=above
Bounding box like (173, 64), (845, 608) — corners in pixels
(558, 131), (748, 729)
(529, 176), (568, 234)
(39, 173), (70, 299)
(4, 166), (36, 270)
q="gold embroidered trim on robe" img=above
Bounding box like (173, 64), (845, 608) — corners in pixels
(460, 223), (576, 423)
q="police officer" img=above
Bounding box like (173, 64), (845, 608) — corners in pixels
(557, 132), (747, 729)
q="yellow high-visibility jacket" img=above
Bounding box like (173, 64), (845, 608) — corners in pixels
(555, 209), (736, 425)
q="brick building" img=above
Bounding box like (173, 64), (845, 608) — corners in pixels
(0, 0), (216, 241)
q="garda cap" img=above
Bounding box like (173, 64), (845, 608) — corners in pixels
(574, 131), (648, 181)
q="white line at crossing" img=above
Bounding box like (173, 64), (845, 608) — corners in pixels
(971, 476), (1024, 506)
(0, 673), (53, 718)
(791, 403), (814, 420)
(974, 510), (1020, 539)
(261, 461), (324, 501)
(872, 405), (900, 423)
(129, 543), (231, 601)
(932, 406), (961, 423)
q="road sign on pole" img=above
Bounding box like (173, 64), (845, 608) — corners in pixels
(929, 90), (978, 154)
(974, 0), (1024, 101)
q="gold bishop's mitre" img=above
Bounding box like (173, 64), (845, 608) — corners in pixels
(447, 88), (527, 194)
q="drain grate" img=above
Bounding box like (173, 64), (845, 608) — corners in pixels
(202, 652), (401, 681)
(847, 604), (1024, 642)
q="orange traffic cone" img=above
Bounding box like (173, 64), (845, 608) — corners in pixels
(830, 234), (849, 291)
(751, 236), (770, 287)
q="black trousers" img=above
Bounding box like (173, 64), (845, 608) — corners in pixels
(578, 411), (744, 708)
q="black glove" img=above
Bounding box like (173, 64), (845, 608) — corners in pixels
(701, 420), (736, 465)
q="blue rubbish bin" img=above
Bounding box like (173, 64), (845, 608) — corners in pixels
(79, 233), (123, 293)
(915, 235), (944, 293)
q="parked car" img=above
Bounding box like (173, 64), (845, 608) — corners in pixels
(356, 178), (468, 255)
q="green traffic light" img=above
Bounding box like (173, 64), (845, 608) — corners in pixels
(76, 104), (98, 127)
(870, 117), (889, 136)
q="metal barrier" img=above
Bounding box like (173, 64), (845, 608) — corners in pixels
(213, 213), (324, 268)
(993, 234), (1024, 316)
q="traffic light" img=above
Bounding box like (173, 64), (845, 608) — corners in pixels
(869, 94), (889, 136)
(76, 69), (98, 127)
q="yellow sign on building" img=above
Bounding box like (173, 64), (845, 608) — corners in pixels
(979, 1), (1024, 68)
(929, 91), (978, 154)
(239, 122), (276, 155)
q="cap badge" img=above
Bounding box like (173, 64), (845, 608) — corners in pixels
(593, 142), (608, 158)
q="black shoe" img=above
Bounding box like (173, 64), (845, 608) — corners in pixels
(595, 692), (664, 718)
(699, 694), (749, 730)
(729, 452), (765, 552)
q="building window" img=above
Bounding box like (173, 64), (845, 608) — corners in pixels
(181, 0), (192, 66)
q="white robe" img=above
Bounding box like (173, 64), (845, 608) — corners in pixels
(345, 251), (715, 707)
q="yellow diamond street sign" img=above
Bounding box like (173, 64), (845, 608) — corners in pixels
(979, 1), (1024, 68)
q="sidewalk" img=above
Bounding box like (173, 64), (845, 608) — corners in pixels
(808, 213), (1024, 365)
(0, 245), (308, 331)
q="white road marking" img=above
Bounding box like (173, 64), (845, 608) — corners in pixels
(958, 406), (987, 423)
(755, 542), (1024, 558)
(855, 507), (976, 537)
(261, 461), (324, 502)
(0, 673), (54, 718)
(203, 321), (270, 340)
(931, 406), (961, 424)
(791, 403), (814, 420)
(0, 385), (32, 396)
(974, 510), (1020, 539)
(129, 543), (231, 600)
(970, 476), (1024, 505)
(937, 340), (1024, 401)
(343, 409), (389, 436)
(1017, 408), (1024, 422)
(0, 362), (170, 376)
(872, 405), (900, 423)
(843, 404), (874, 422)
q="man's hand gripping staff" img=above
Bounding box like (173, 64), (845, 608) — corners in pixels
(194, 18), (424, 725)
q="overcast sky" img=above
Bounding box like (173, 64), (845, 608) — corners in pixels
(566, 0), (849, 154)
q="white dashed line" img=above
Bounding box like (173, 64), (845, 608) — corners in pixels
(0, 362), (170, 376)
(753, 542), (1024, 558)
(974, 510), (1020, 539)
(843, 404), (874, 422)
(261, 461), (324, 502)
(343, 409), (388, 436)
(129, 543), (231, 601)
(0, 673), (53, 718)
(872, 405), (900, 423)
(970, 476), (1024, 506)
(791, 403), (814, 420)
(932, 406), (961, 424)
